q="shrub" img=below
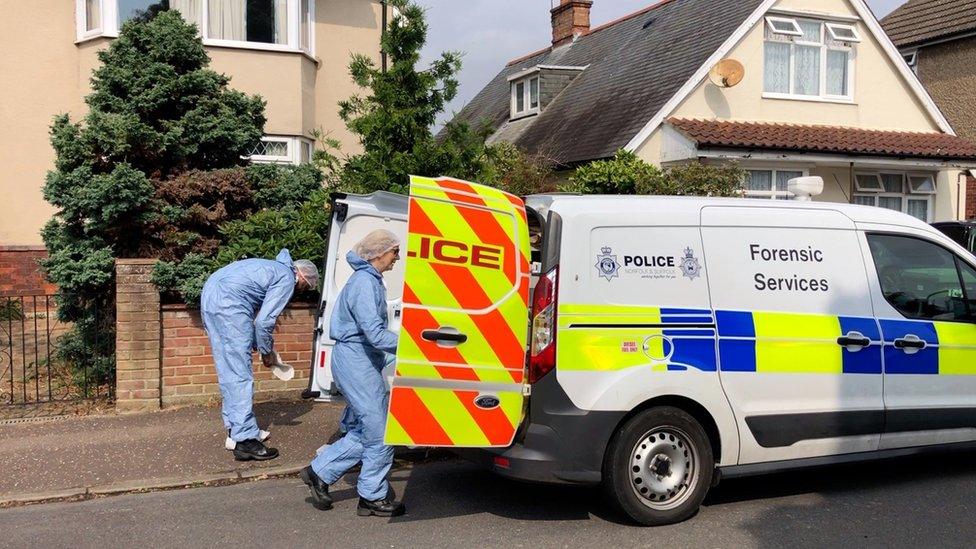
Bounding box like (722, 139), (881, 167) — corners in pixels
(151, 253), (217, 305)
(217, 189), (331, 267)
(149, 168), (254, 260)
(562, 150), (661, 195)
(564, 150), (745, 197)
(249, 163), (325, 210)
(479, 142), (558, 196)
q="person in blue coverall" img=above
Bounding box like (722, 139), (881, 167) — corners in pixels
(300, 229), (406, 517)
(201, 249), (320, 462)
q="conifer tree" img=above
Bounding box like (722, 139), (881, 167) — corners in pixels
(339, 0), (489, 194)
(41, 11), (266, 381)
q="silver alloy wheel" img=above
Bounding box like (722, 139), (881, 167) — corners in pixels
(629, 426), (698, 510)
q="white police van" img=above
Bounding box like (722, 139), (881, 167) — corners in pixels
(305, 175), (976, 525)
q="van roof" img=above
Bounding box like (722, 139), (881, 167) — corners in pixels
(533, 194), (937, 232)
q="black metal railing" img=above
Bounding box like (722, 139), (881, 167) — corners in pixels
(0, 295), (112, 408)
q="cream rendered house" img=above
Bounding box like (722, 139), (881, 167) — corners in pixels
(456, 0), (976, 223)
(0, 0), (386, 291)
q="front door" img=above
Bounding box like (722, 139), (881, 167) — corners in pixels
(384, 176), (532, 447)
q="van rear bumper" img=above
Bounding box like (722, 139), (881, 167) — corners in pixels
(456, 374), (626, 486)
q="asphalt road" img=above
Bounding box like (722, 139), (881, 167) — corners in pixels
(5, 451), (976, 549)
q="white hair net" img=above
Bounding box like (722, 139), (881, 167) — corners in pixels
(293, 259), (320, 289)
(354, 229), (401, 261)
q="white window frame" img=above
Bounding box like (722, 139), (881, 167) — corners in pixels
(853, 171), (936, 222)
(825, 22), (861, 43)
(510, 75), (541, 120)
(762, 17), (856, 103)
(742, 168), (809, 200)
(248, 135), (315, 165)
(902, 50), (918, 74)
(854, 173), (885, 192)
(76, 0), (315, 57)
(908, 174), (937, 194)
(765, 16), (803, 36)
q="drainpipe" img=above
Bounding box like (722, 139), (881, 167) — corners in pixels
(381, 1), (388, 72)
(849, 162), (855, 203)
(958, 171), (967, 221)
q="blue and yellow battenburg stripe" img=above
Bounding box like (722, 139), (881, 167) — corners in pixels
(557, 305), (976, 375)
(717, 311), (882, 374)
(880, 319), (976, 375)
(557, 305), (717, 372)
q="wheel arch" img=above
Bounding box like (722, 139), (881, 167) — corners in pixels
(612, 395), (724, 464)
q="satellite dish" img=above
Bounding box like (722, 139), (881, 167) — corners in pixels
(708, 59), (745, 88)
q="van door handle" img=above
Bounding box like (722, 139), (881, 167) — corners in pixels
(837, 332), (870, 349)
(893, 336), (927, 352)
(421, 329), (468, 344)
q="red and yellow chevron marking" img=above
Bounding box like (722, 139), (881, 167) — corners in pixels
(385, 176), (531, 448)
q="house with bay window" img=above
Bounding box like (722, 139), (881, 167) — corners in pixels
(455, 0), (976, 223)
(0, 0), (388, 295)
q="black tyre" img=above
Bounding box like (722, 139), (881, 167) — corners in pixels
(602, 406), (714, 526)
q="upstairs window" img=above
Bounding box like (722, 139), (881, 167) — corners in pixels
(209, 0), (287, 45)
(764, 17), (857, 101)
(511, 75), (540, 119)
(86, 0), (103, 32)
(77, 0), (313, 54)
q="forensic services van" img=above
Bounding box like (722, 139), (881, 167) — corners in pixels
(304, 175), (976, 526)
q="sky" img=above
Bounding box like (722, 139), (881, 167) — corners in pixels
(416, 0), (907, 126)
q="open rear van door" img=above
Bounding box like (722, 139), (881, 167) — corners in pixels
(384, 176), (532, 447)
(305, 191), (408, 400)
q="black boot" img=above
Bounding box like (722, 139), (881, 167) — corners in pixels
(300, 466), (333, 510)
(357, 493), (406, 517)
(233, 439), (279, 461)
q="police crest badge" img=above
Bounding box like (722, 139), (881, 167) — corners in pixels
(595, 246), (620, 281)
(679, 247), (702, 280)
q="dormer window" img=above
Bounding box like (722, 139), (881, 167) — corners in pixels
(511, 75), (540, 118)
(506, 64), (585, 120)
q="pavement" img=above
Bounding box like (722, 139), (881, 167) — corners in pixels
(0, 399), (373, 505)
(4, 450), (976, 548)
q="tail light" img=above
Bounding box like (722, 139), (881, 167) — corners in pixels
(529, 266), (558, 383)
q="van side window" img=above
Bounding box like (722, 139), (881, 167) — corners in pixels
(961, 262), (976, 317)
(867, 234), (973, 322)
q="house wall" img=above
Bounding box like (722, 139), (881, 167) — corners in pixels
(633, 0), (965, 222)
(666, 0), (942, 132)
(0, 0), (383, 293)
(915, 36), (976, 143)
(0, 0), (85, 248)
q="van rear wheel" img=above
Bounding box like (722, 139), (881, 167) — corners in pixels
(603, 406), (713, 526)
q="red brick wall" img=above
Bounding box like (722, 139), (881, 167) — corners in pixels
(967, 176), (976, 220)
(160, 304), (315, 408)
(0, 246), (55, 297)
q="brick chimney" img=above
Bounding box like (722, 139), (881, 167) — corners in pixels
(551, 0), (593, 47)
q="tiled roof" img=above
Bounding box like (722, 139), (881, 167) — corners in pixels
(669, 118), (976, 160)
(449, 0), (764, 166)
(881, 0), (976, 48)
